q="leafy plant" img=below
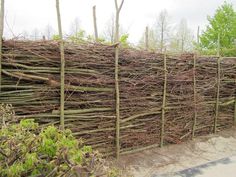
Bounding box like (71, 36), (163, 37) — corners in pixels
(199, 2), (236, 56)
(0, 119), (103, 177)
(120, 34), (130, 48)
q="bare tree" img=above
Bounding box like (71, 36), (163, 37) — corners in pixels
(197, 26), (200, 45)
(155, 10), (170, 52)
(20, 30), (29, 39)
(44, 24), (55, 40)
(102, 14), (128, 44)
(103, 15), (115, 43)
(138, 26), (158, 51)
(176, 19), (194, 52)
(70, 17), (80, 36)
(56, 0), (65, 130)
(31, 28), (40, 40)
(114, 0), (124, 159)
(145, 26), (149, 50)
(93, 5), (98, 41)
(0, 0), (4, 91)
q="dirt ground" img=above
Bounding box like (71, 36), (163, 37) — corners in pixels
(113, 127), (236, 177)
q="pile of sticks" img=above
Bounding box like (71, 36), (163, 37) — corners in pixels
(0, 40), (235, 155)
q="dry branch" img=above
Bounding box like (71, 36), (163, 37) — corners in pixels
(0, 40), (235, 156)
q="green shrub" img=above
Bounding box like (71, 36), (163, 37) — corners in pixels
(0, 119), (103, 177)
(199, 47), (236, 57)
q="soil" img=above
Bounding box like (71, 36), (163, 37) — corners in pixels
(113, 127), (236, 177)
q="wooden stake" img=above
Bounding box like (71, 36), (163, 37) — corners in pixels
(160, 52), (167, 147)
(0, 0), (4, 92)
(197, 26), (200, 45)
(234, 96), (236, 125)
(214, 34), (221, 133)
(114, 0), (124, 159)
(217, 33), (220, 57)
(93, 5), (98, 42)
(56, 0), (65, 130)
(214, 57), (221, 133)
(197, 26), (200, 53)
(192, 54), (197, 139)
(145, 26), (149, 50)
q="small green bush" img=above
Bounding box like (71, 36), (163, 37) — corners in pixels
(0, 119), (102, 177)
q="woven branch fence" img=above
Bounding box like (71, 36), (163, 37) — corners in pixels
(0, 40), (236, 156)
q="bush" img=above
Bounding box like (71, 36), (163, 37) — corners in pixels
(199, 47), (236, 57)
(0, 119), (103, 177)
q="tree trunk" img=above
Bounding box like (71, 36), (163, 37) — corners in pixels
(145, 26), (149, 50)
(217, 33), (220, 56)
(0, 0), (4, 92)
(114, 0), (124, 159)
(56, 0), (65, 130)
(93, 5), (98, 42)
(181, 37), (184, 52)
(160, 22), (164, 53)
(197, 26), (200, 45)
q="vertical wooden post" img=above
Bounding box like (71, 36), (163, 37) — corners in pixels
(197, 26), (200, 45)
(145, 26), (149, 50)
(192, 54), (197, 139)
(214, 57), (221, 133)
(197, 26), (200, 53)
(114, 0), (124, 159)
(93, 5), (98, 42)
(217, 33), (220, 57)
(214, 33), (221, 133)
(160, 51), (167, 147)
(0, 0), (4, 92)
(234, 96), (236, 125)
(56, 0), (65, 130)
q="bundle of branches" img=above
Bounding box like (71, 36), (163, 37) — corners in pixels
(0, 40), (235, 155)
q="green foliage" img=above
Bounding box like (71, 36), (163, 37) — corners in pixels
(52, 34), (60, 40)
(200, 47), (236, 56)
(69, 29), (87, 43)
(120, 34), (129, 48)
(199, 2), (236, 55)
(0, 119), (102, 177)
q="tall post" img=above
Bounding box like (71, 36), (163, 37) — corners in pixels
(0, 0), (5, 92)
(192, 54), (197, 139)
(93, 5), (98, 42)
(234, 96), (236, 125)
(197, 26), (200, 52)
(160, 51), (167, 147)
(214, 33), (221, 133)
(197, 26), (200, 45)
(114, 0), (124, 159)
(217, 33), (220, 57)
(56, 0), (65, 130)
(145, 26), (149, 50)
(214, 57), (221, 133)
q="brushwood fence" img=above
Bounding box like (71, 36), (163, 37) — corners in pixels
(0, 40), (236, 155)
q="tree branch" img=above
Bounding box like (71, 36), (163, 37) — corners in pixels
(118, 0), (125, 12)
(114, 0), (118, 10)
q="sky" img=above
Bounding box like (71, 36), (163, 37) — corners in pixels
(3, 0), (236, 44)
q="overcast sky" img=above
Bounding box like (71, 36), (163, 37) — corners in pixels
(3, 0), (236, 44)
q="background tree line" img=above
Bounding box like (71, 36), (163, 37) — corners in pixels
(19, 1), (236, 56)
